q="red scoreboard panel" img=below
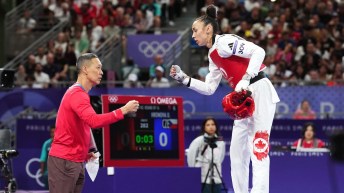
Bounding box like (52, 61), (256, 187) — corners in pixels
(102, 95), (185, 167)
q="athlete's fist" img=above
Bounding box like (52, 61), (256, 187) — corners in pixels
(170, 65), (188, 84)
(120, 100), (139, 115)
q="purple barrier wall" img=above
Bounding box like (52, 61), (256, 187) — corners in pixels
(83, 167), (201, 193)
(8, 118), (344, 192)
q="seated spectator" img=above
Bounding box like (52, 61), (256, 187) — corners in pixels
(71, 29), (90, 58)
(292, 122), (325, 149)
(14, 64), (27, 87)
(293, 99), (316, 120)
(198, 60), (209, 81)
(149, 54), (165, 79)
(35, 47), (48, 66)
(16, 9), (36, 34)
(48, 0), (70, 21)
(123, 73), (143, 88)
(103, 16), (121, 39)
(55, 32), (68, 54)
(289, 63), (306, 86)
(21, 75), (41, 89)
(304, 69), (325, 86)
(43, 53), (59, 79)
(25, 54), (37, 76)
(34, 63), (50, 88)
(120, 58), (140, 81)
(133, 9), (150, 33)
(147, 66), (170, 88)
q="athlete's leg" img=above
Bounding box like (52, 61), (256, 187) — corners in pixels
(249, 79), (277, 193)
(230, 118), (252, 193)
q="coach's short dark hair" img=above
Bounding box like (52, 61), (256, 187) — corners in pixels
(76, 53), (99, 74)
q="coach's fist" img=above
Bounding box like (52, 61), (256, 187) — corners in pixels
(120, 100), (139, 115)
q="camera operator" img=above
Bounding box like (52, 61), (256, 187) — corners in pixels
(0, 149), (18, 193)
(187, 117), (226, 193)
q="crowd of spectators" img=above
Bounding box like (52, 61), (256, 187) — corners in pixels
(12, 0), (344, 88)
(14, 0), (187, 88)
(206, 0), (344, 87)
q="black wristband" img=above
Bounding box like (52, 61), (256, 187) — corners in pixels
(186, 77), (191, 87)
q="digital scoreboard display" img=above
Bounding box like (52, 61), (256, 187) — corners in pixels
(102, 95), (185, 167)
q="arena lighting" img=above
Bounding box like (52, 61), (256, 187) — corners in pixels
(271, 0), (276, 2)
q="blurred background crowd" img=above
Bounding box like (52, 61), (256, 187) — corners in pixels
(2, 0), (343, 89)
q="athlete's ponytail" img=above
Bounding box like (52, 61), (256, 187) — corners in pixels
(206, 5), (217, 20)
(195, 4), (219, 35)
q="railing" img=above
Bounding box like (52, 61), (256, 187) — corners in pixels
(0, 107), (56, 148)
(4, 0), (44, 60)
(162, 28), (191, 71)
(3, 20), (70, 70)
(4, 0), (42, 30)
(94, 33), (122, 71)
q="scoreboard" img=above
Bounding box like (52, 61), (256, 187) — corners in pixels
(102, 95), (185, 167)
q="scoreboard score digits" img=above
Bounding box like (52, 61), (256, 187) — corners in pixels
(102, 95), (185, 167)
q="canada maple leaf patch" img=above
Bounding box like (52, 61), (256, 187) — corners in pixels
(253, 131), (269, 161)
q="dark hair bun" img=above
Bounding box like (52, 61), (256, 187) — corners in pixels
(206, 5), (217, 20)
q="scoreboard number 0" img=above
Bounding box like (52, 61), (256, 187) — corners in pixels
(159, 132), (168, 147)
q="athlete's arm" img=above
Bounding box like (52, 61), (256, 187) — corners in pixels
(188, 60), (222, 95)
(170, 62), (222, 95)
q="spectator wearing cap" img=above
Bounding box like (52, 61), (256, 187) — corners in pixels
(149, 54), (165, 79)
(147, 66), (170, 88)
(123, 73), (143, 88)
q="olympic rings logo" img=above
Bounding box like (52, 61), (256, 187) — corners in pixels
(108, 96), (118, 103)
(25, 158), (44, 187)
(183, 100), (196, 114)
(138, 41), (172, 58)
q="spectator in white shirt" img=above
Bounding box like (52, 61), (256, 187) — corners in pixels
(16, 9), (37, 34)
(35, 47), (48, 66)
(34, 63), (51, 88)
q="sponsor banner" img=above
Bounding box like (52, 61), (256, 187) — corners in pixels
(16, 119), (55, 149)
(126, 34), (178, 68)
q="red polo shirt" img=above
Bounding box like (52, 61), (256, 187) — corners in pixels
(49, 85), (124, 162)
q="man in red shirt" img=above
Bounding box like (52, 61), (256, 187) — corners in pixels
(48, 53), (139, 193)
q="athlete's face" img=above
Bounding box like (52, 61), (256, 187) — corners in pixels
(204, 119), (217, 136)
(86, 58), (103, 85)
(192, 20), (210, 47)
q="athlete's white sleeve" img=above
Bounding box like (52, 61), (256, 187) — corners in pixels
(217, 34), (266, 77)
(188, 59), (222, 95)
(187, 136), (202, 167)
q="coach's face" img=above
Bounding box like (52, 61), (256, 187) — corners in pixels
(87, 58), (103, 85)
